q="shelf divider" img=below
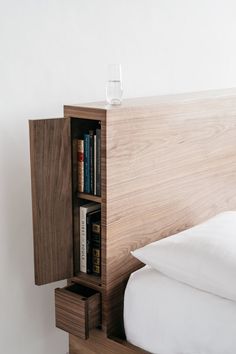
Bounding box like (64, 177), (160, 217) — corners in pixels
(71, 272), (102, 291)
(77, 192), (101, 203)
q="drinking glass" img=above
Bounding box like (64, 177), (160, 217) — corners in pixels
(106, 64), (123, 105)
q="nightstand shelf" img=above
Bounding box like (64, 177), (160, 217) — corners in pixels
(72, 272), (102, 291)
(77, 192), (102, 203)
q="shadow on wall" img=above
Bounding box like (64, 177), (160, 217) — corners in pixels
(0, 118), (67, 354)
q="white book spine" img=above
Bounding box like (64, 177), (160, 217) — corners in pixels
(80, 207), (87, 273)
(80, 203), (101, 273)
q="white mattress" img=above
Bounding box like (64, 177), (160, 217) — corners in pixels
(124, 266), (236, 354)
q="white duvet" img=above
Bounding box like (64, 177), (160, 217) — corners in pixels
(124, 266), (236, 354)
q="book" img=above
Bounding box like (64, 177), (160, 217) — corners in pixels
(77, 139), (84, 193)
(80, 202), (101, 273)
(84, 134), (90, 193)
(86, 209), (101, 273)
(94, 134), (97, 196)
(92, 221), (101, 276)
(96, 128), (101, 196)
(89, 130), (94, 194)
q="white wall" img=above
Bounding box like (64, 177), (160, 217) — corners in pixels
(1, 1), (236, 353)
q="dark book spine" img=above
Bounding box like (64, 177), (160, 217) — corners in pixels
(84, 134), (90, 193)
(77, 139), (84, 193)
(96, 128), (101, 196)
(92, 222), (101, 276)
(89, 130), (94, 195)
(86, 215), (93, 274)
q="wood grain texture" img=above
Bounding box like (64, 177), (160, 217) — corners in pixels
(55, 288), (87, 339)
(100, 118), (108, 331)
(28, 88), (236, 353)
(55, 285), (100, 340)
(29, 118), (73, 285)
(77, 192), (102, 203)
(71, 273), (102, 291)
(64, 87), (236, 112)
(103, 90), (236, 336)
(72, 138), (80, 275)
(69, 330), (150, 354)
(64, 105), (106, 121)
(63, 89), (236, 341)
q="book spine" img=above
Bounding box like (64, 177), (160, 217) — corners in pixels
(94, 135), (97, 195)
(96, 128), (101, 196)
(86, 215), (93, 274)
(84, 134), (90, 194)
(80, 207), (87, 273)
(77, 139), (84, 193)
(89, 131), (94, 194)
(72, 139), (78, 194)
(92, 223), (101, 276)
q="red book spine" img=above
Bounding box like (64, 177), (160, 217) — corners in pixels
(78, 139), (84, 192)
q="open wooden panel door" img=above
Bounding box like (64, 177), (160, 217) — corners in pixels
(29, 118), (73, 285)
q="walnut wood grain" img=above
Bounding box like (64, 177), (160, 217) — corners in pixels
(64, 105), (106, 121)
(55, 288), (87, 339)
(104, 90), (236, 336)
(55, 285), (100, 340)
(30, 88), (236, 354)
(72, 272), (102, 291)
(69, 330), (150, 354)
(29, 118), (73, 285)
(65, 88), (236, 339)
(77, 192), (102, 203)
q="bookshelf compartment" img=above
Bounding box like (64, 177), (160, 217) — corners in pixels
(71, 118), (102, 285)
(55, 284), (101, 339)
(71, 118), (101, 197)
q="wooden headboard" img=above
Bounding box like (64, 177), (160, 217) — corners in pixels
(101, 89), (236, 337)
(65, 89), (236, 339)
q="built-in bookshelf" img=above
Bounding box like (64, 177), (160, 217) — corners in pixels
(71, 118), (102, 286)
(29, 90), (236, 354)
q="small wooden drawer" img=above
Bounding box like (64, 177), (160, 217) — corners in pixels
(55, 283), (101, 339)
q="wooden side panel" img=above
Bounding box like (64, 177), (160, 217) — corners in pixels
(88, 293), (101, 330)
(29, 118), (73, 285)
(105, 94), (236, 336)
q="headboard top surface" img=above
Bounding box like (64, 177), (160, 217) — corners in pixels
(65, 87), (236, 113)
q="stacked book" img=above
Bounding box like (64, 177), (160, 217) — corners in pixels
(77, 128), (101, 196)
(80, 202), (101, 276)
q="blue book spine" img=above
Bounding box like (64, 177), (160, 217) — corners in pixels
(96, 128), (101, 196)
(84, 134), (91, 193)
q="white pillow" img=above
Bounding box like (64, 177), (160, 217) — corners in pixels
(132, 211), (236, 301)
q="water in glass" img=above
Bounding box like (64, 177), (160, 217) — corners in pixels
(106, 64), (123, 105)
(106, 79), (123, 105)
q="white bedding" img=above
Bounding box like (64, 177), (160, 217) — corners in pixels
(132, 212), (236, 302)
(124, 266), (236, 354)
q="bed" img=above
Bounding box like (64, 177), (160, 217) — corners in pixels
(124, 265), (236, 354)
(68, 89), (236, 354)
(124, 211), (236, 354)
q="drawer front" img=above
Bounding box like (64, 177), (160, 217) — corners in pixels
(55, 285), (100, 339)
